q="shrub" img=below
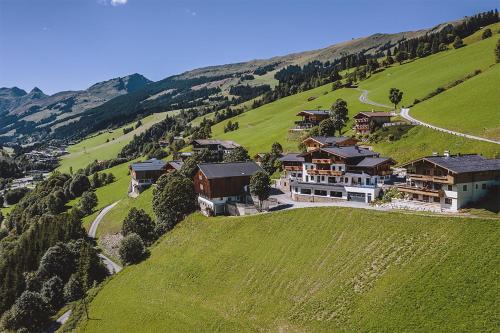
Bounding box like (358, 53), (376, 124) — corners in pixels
(4, 188), (29, 205)
(119, 233), (147, 265)
(481, 28), (492, 39)
(69, 174), (91, 198)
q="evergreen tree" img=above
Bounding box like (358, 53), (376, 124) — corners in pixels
(78, 191), (98, 216)
(41, 276), (65, 310)
(1, 291), (51, 332)
(223, 146), (250, 162)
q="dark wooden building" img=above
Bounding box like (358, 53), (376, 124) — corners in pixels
(353, 111), (392, 134)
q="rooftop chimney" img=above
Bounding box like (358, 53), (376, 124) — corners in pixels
(444, 150), (450, 157)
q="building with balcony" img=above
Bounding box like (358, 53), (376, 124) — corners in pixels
(353, 111), (392, 134)
(397, 153), (500, 211)
(290, 146), (395, 203)
(294, 110), (330, 130)
(277, 153), (305, 191)
(129, 158), (168, 193)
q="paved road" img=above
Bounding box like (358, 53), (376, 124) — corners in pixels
(357, 88), (499, 145)
(48, 201), (122, 332)
(357, 89), (392, 109)
(400, 108), (500, 145)
(88, 201), (120, 238)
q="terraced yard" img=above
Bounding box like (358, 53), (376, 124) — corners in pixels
(75, 208), (499, 332)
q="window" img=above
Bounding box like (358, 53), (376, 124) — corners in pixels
(328, 177), (336, 184)
(445, 198), (452, 205)
(321, 176), (325, 181)
(305, 176), (309, 182)
(358, 177), (362, 183)
(300, 188), (312, 195)
(412, 194), (418, 199)
(298, 173), (302, 178)
(344, 177), (348, 183)
(332, 166), (336, 171)
(330, 191), (342, 197)
(433, 197), (440, 203)
(463, 185), (467, 191)
(482, 183), (487, 190)
(447, 185), (452, 191)
(314, 190), (327, 196)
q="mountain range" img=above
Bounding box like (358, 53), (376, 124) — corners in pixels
(0, 18), (461, 145)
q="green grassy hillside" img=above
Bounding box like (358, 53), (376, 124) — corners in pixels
(75, 208), (499, 332)
(211, 86), (366, 155)
(358, 25), (499, 107)
(411, 64), (500, 140)
(58, 111), (175, 172)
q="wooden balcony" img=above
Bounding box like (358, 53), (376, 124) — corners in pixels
(312, 158), (334, 164)
(408, 174), (454, 184)
(308, 169), (343, 176)
(284, 166), (302, 171)
(397, 185), (444, 198)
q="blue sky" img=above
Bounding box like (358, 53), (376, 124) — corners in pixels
(0, 0), (497, 94)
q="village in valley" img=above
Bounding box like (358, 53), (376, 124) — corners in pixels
(129, 109), (500, 216)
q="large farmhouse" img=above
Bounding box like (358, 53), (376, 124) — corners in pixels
(290, 146), (395, 203)
(397, 153), (500, 211)
(194, 161), (263, 215)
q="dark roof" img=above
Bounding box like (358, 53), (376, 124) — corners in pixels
(307, 136), (355, 146)
(192, 139), (240, 149)
(417, 155), (500, 174)
(279, 153), (305, 163)
(130, 158), (166, 172)
(354, 111), (393, 118)
(296, 110), (330, 116)
(167, 160), (184, 170)
(320, 146), (379, 159)
(198, 161), (262, 179)
(355, 157), (394, 167)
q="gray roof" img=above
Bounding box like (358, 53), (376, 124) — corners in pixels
(167, 160), (184, 170)
(279, 153), (305, 163)
(193, 139), (240, 149)
(297, 110), (330, 116)
(321, 146), (379, 158)
(130, 158), (166, 172)
(356, 157), (393, 167)
(354, 111), (393, 118)
(198, 161), (263, 179)
(309, 136), (354, 146)
(422, 155), (500, 174)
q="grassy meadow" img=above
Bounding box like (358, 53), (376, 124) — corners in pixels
(58, 111), (175, 173)
(410, 63), (500, 140)
(75, 208), (499, 333)
(358, 25), (499, 108)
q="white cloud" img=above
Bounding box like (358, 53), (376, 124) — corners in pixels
(111, 0), (128, 6)
(185, 8), (197, 16)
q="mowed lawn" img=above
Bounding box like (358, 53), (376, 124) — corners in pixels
(58, 111), (175, 173)
(358, 25), (499, 108)
(410, 64), (500, 140)
(211, 86), (366, 155)
(76, 208), (499, 333)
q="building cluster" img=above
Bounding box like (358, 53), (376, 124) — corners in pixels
(24, 146), (68, 165)
(128, 129), (499, 215)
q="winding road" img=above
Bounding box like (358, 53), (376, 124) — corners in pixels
(48, 201), (122, 332)
(357, 89), (500, 145)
